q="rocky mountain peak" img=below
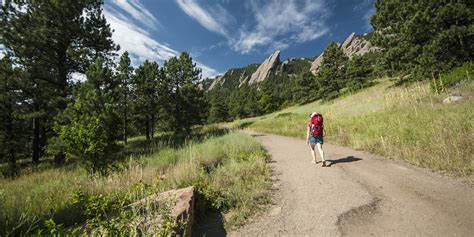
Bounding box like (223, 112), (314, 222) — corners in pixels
(310, 32), (379, 75)
(248, 50), (281, 85)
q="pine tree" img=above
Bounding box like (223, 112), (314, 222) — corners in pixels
(0, 0), (117, 164)
(55, 58), (121, 175)
(164, 53), (207, 135)
(132, 60), (161, 142)
(116, 52), (133, 144)
(0, 57), (29, 175)
(316, 42), (349, 100)
(293, 71), (317, 104)
(208, 91), (229, 123)
(345, 55), (374, 92)
(371, 0), (473, 80)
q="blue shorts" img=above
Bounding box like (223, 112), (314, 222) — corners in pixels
(309, 136), (323, 145)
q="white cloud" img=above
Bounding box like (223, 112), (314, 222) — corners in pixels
(175, 0), (330, 54)
(175, 0), (230, 37)
(353, 0), (375, 31)
(103, 9), (219, 78)
(362, 6), (375, 31)
(233, 0), (329, 53)
(109, 0), (160, 30)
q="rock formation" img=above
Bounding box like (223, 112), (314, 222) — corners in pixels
(208, 75), (225, 90)
(130, 186), (195, 236)
(248, 50), (281, 85)
(310, 32), (379, 75)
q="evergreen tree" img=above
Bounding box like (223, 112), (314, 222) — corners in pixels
(0, 57), (29, 175)
(293, 71), (317, 104)
(371, 0), (473, 80)
(243, 86), (260, 117)
(345, 55), (374, 92)
(0, 0), (117, 163)
(228, 88), (245, 119)
(208, 91), (229, 123)
(132, 60), (161, 142)
(55, 58), (121, 175)
(316, 42), (348, 100)
(116, 52), (133, 144)
(164, 53), (207, 135)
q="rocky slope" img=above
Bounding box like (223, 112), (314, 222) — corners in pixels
(205, 32), (377, 91)
(248, 50), (281, 85)
(310, 32), (379, 75)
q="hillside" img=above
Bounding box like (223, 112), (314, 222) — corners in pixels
(206, 32), (373, 92)
(235, 77), (474, 180)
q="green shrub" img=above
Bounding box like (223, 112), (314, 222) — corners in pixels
(431, 61), (473, 93)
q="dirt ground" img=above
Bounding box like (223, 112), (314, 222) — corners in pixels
(228, 133), (474, 236)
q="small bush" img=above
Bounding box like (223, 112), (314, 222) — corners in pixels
(431, 61), (473, 93)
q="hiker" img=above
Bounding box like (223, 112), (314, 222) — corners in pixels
(306, 112), (327, 167)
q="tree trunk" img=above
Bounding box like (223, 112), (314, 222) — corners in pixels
(6, 109), (17, 174)
(32, 116), (40, 164)
(53, 46), (69, 165)
(151, 114), (155, 140)
(145, 117), (150, 142)
(124, 109), (128, 145)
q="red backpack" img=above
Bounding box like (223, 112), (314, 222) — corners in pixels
(310, 113), (324, 137)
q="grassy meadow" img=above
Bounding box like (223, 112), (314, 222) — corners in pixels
(236, 78), (473, 180)
(0, 131), (271, 235)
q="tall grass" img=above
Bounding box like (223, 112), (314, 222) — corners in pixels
(239, 79), (474, 180)
(0, 132), (271, 235)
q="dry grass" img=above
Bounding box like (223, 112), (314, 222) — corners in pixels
(0, 132), (271, 235)
(237, 79), (474, 180)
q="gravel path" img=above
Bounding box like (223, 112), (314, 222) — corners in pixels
(229, 133), (474, 236)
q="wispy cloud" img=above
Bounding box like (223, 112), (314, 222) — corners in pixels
(109, 0), (160, 30)
(175, 0), (231, 37)
(103, 9), (220, 78)
(233, 0), (329, 53)
(175, 0), (330, 54)
(353, 0), (374, 31)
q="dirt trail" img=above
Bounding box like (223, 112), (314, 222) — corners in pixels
(229, 133), (474, 236)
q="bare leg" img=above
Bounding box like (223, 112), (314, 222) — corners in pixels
(309, 144), (317, 163)
(316, 143), (325, 162)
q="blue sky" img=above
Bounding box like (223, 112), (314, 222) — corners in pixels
(103, 0), (375, 78)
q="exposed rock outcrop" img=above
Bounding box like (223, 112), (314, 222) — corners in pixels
(208, 75), (225, 91)
(248, 50), (281, 85)
(443, 95), (463, 104)
(309, 53), (324, 76)
(130, 186), (195, 236)
(310, 32), (379, 75)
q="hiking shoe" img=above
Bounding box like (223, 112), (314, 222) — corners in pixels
(322, 161), (327, 167)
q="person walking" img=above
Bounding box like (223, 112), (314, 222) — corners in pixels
(306, 112), (327, 167)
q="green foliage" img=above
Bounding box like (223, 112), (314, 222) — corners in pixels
(0, 131), (270, 234)
(316, 42), (349, 100)
(208, 91), (229, 123)
(345, 54), (376, 92)
(0, 0), (118, 164)
(116, 52), (134, 144)
(0, 57), (29, 175)
(165, 52), (208, 134)
(55, 58), (121, 175)
(430, 61), (473, 93)
(131, 60), (163, 142)
(371, 0), (474, 81)
(293, 70), (318, 103)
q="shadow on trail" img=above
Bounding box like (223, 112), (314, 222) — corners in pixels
(327, 156), (362, 167)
